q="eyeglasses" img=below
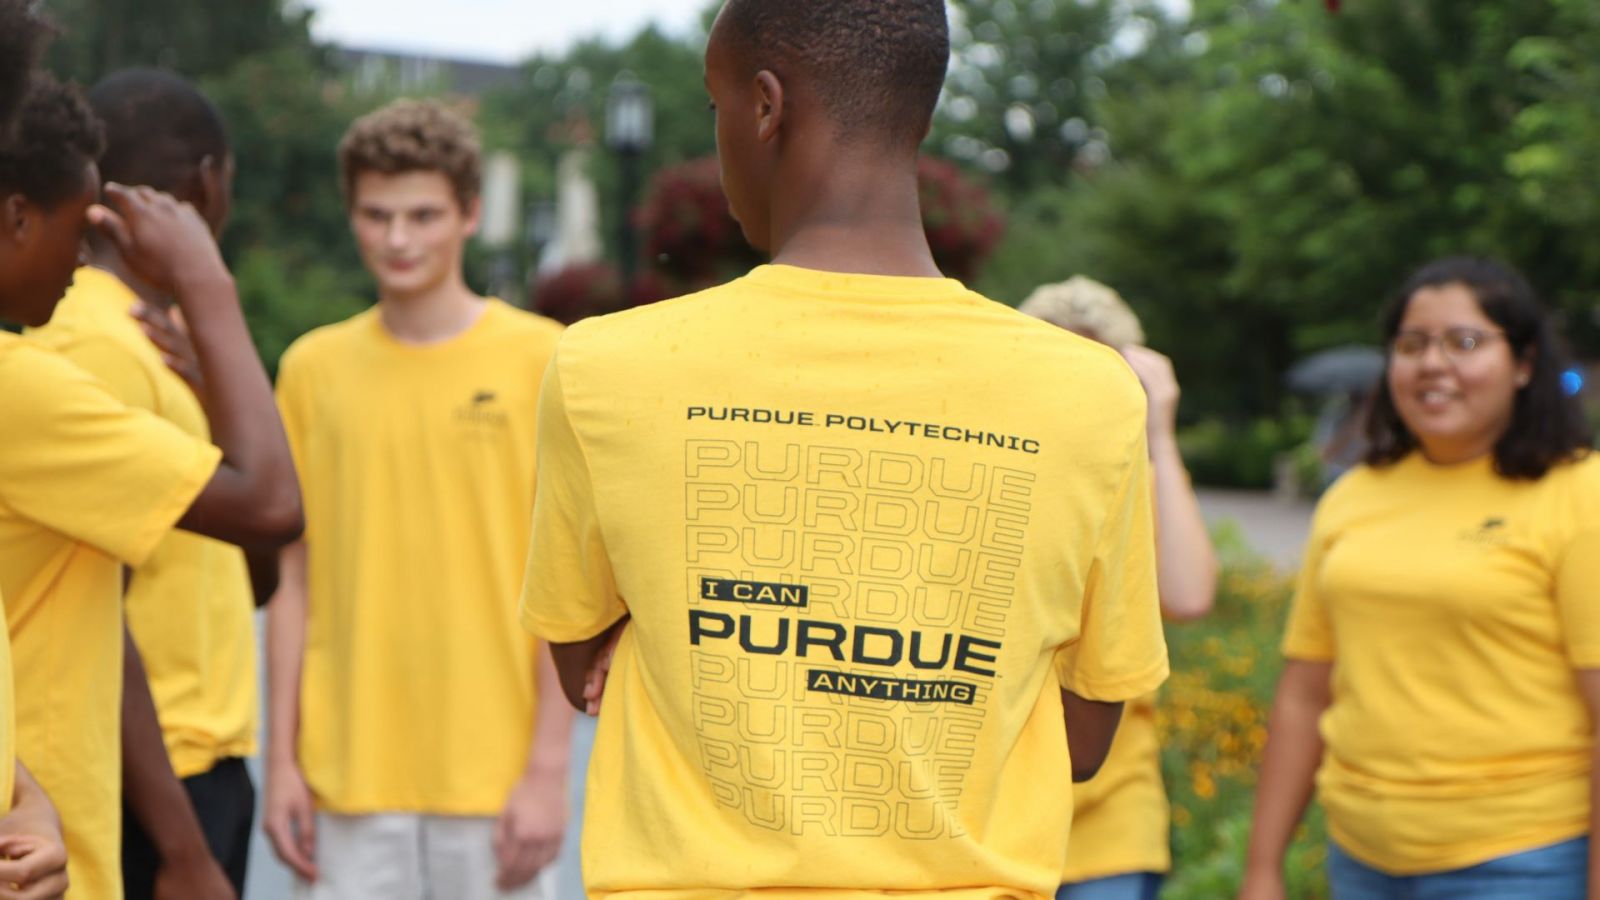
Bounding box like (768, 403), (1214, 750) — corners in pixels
(1390, 328), (1506, 360)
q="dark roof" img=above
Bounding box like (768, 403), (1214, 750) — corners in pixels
(334, 46), (520, 95)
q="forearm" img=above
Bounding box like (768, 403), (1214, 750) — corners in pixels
(10, 763), (56, 827)
(122, 628), (210, 862)
(266, 543), (309, 768)
(174, 268), (300, 540)
(524, 646), (575, 778)
(247, 547), (279, 608)
(1245, 671), (1329, 874)
(1061, 690), (1124, 782)
(1589, 744), (1600, 898)
(1149, 431), (1218, 621)
(549, 618), (627, 712)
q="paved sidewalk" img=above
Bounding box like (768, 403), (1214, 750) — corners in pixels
(1197, 487), (1315, 571)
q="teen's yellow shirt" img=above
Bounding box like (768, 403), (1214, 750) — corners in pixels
(1284, 452), (1600, 875)
(520, 265), (1169, 899)
(29, 267), (258, 778)
(0, 332), (220, 900)
(1060, 692), (1169, 882)
(0, 590), (12, 817)
(276, 299), (564, 814)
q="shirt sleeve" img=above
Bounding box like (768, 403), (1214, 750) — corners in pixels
(1054, 432), (1170, 702)
(0, 345), (220, 566)
(519, 349), (626, 642)
(49, 334), (160, 414)
(1282, 501), (1337, 662)
(1555, 463), (1600, 668)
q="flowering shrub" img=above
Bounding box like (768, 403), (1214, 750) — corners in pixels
(1160, 532), (1328, 898)
(629, 155), (1006, 305)
(917, 157), (1005, 282)
(530, 262), (625, 325)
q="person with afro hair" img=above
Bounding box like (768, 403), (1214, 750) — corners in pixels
(0, 70), (302, 900)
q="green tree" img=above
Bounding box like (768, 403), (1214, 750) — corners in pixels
(981, 0), (1600, 418)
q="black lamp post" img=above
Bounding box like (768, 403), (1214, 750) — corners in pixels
(606, 74), (654, 291)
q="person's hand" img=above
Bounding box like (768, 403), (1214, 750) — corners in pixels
(86, 183), (228, 299)
(131, 301), (205, 398)
(1237, 867), (1287, 900)
(0, 813), (68, 900)
(492, 770), (565, 891)
(1121, 345), (1181, 440)
(0, 834), (69, 900)
(583, 621), (627, 716)
(152, 852), (234, 900)
(263, 760), (318, 883)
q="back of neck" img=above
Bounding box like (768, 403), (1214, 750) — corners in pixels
(768, 154), (942, 279)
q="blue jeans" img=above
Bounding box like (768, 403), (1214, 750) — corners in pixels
(1327, 838), (1588, 899)
(1055, 872), (1163, 900)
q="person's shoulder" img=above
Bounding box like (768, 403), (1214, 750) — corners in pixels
(552, 282), (733, 363)
(279, 307), (377, 371)
(0, 336), (117, 416)
(1537, 450), (1600, 508)
(483, 300), (566, 348)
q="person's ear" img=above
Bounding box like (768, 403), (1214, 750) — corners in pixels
(1515, 350), (1535, 389)
(1, 193), (34, 245)
(754, 70), (784, 144)
(460, 195), (482, 238)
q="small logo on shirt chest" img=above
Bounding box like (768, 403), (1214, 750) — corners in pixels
(454, 389), (510, 431)
(1458, 516), (1510, 546)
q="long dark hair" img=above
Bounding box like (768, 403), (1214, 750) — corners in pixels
(1364, 256), (1591, 479)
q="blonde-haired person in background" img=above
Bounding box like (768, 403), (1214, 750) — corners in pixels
(1020, 277), (1218, 900)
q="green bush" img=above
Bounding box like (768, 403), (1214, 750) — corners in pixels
(1178, 416), (1313, 489)
(1160, 549), (1328, 898)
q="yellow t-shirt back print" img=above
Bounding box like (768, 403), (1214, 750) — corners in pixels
(522, 265), (1169, 899)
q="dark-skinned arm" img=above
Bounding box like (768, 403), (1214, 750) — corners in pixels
(247, 548), (279, 608)
(1061, 691), (1124, 782)
(549, 617), (629, 713)
(121, 627), (235, 899)
(89, 184), (301, 550)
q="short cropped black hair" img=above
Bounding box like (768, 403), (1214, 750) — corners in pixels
(719, 0), (949, 147)
(1364, 256), (1591, 480)
(0, 0), (56, 137)
(0, 72), (105, 207)
(88, 68), (229, 194)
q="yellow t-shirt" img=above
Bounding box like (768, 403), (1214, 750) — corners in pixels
(0, 588), (12, 817)
(1059, 691), (1169, 882)
(1284, 452), (1600, 875)
(0, 332), (221, 900)
(276, 299), (564, 814)
(28, 268), (258, 778)
(520, 265), (1169, 899)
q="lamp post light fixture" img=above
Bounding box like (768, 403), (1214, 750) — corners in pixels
(606, 73), (654, 292)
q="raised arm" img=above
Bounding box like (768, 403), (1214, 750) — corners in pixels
(89, 184), (300, 549)
(1122, 345), (1217, 621)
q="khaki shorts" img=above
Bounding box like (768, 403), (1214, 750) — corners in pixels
(294, 813), (558, 900)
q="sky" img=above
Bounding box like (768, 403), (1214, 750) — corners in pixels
(296, 0), (712, 64)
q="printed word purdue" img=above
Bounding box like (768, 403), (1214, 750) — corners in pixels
(688, 610), (1002, 678)
(688, 406), (817, 425)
